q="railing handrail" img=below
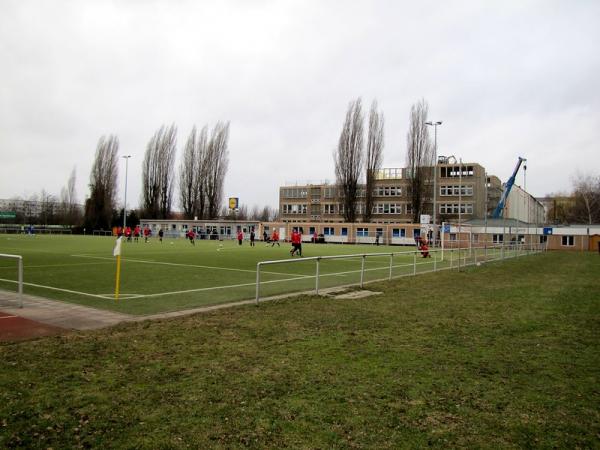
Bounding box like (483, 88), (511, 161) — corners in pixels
(0, 253), (23, 308)
(255, 243), (544, 304)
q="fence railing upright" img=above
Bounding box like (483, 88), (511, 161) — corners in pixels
(255, 242), (545, 304)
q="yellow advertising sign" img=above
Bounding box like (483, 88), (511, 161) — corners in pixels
(229, 197), (239, 209)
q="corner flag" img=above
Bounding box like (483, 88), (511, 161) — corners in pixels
(114, 237), (123, 300)
(113, 236), (122, 256)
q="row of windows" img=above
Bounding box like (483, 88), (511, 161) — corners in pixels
(284, 202), (472, 216)
(283, 185), (403, 199)
(305, 226), (410, 238)
(440, 185), (473, 196)
(290, 203), (411, 216)
(374, 186), (402, 197)
(440, 165), (474, 178)
(281, 204), (307, 214)
(439, 203), (473, 214)
(281, 188), (307, 199)
(372, 203), (403, 214)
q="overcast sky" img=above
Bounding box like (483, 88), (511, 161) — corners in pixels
(1, 0), (599, 212)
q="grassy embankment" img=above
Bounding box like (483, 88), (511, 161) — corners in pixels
(1, 251), (598, 448)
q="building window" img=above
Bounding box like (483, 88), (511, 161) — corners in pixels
(493, 234), (503, 243)
(309, 227), (316, 235)
(341, 227), (348, 236)
(323, 204), (336, 214)
(392, 228), (406, 238)
(449, 233), (457, 241)
(561, 235), (574, 246)
(440, 185), (473, 196)
(374, 186), (402, 196)
(373, 203), (402, 214)
(324, 227), (334, 236)
(323, 187), (337, 198)
(439, 203), (473, 214)
(356, 228), (369, 237)
(441, 165), (475, 178)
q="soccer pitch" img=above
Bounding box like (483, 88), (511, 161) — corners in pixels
(0, 234), (446, 315)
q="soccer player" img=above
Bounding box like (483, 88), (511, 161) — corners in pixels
(419, 239), (431, 258)
(250, 228), (255, 247)
(158, 228), (164, 243)
(290, 229), (302, 256)
(271, 229), (280, 247)
(237, 230), (243, 246)
(187, 229), (196, 245)
(143, 226), (150, 243)
(133, 225), (140, 243)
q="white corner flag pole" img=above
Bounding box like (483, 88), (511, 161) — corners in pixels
(113, 236), (123, 300)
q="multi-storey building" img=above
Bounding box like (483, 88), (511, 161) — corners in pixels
(279, 161), (508, 224)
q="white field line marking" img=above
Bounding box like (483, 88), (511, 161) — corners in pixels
(0, 262), (112, 270)
(121, 275), (313, 299)
(97, 293), (144, 299)
(0, 278), (108, 299)
(0, 315), (18, 319)
(71, 254), (309, 278)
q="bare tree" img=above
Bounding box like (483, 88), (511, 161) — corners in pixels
(249, 205), (261, 220)
(179, 126), (209, 219)
(406, 99), (434, 223)
(334, 98), (364, 223)
(39, 189), (56, 226)
(363, 100), (384, 222)
(205, 122), (230, 219)
(571, 172), (600, 224)
(59, 167), (80, 225)
(258, 206), (274, 222)
(142, 124), (177, 219)
(85, 135), (119, 230)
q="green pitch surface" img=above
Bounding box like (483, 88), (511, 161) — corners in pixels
(0, 234), (443, 315)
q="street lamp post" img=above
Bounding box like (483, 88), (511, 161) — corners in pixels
(122, 155), (132, 230)
(425, 121), (442, 245)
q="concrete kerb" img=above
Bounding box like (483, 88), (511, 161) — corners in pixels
(0, 282), (386, 332)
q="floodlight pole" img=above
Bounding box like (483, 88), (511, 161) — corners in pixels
(425, 121), (442, 245)
(122, 155), (132, 229)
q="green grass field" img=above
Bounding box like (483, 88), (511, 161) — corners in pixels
(0, 251), (598, 448)
(0, 234), (517, 315)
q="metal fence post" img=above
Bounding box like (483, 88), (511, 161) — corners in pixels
(18, 256), (23, 308)
(434, 251), (437, 272)
(389, 254), (393, 280)
(315, 257), (320, 295)
(360, 255), (365, 288)
(255, 263), (261, 305)
(413, 252), (417, 276)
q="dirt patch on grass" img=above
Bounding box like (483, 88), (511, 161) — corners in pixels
(0, 312), (66, 342)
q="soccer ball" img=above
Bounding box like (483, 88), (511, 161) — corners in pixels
(170, 242), (174, 245)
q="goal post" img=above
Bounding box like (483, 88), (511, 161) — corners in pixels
(0, 253), (23, 308)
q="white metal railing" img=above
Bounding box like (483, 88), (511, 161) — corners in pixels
(0, 253), (23, 308)
(255, 243), (546, 304)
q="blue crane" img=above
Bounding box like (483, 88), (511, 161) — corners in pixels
(492, 157), (526, 219)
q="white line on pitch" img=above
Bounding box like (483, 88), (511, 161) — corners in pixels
(70, 254), (307, 278)
(131, 274), (315, 299)
(0, 278), (108, 299)
(0, 315), (18, 319)
(0, 262), (112, 270)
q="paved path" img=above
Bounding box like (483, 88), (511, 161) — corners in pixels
(0, 286), (358, 334)
(0, 290), (132, 330)
(0, 290), (262, 332)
